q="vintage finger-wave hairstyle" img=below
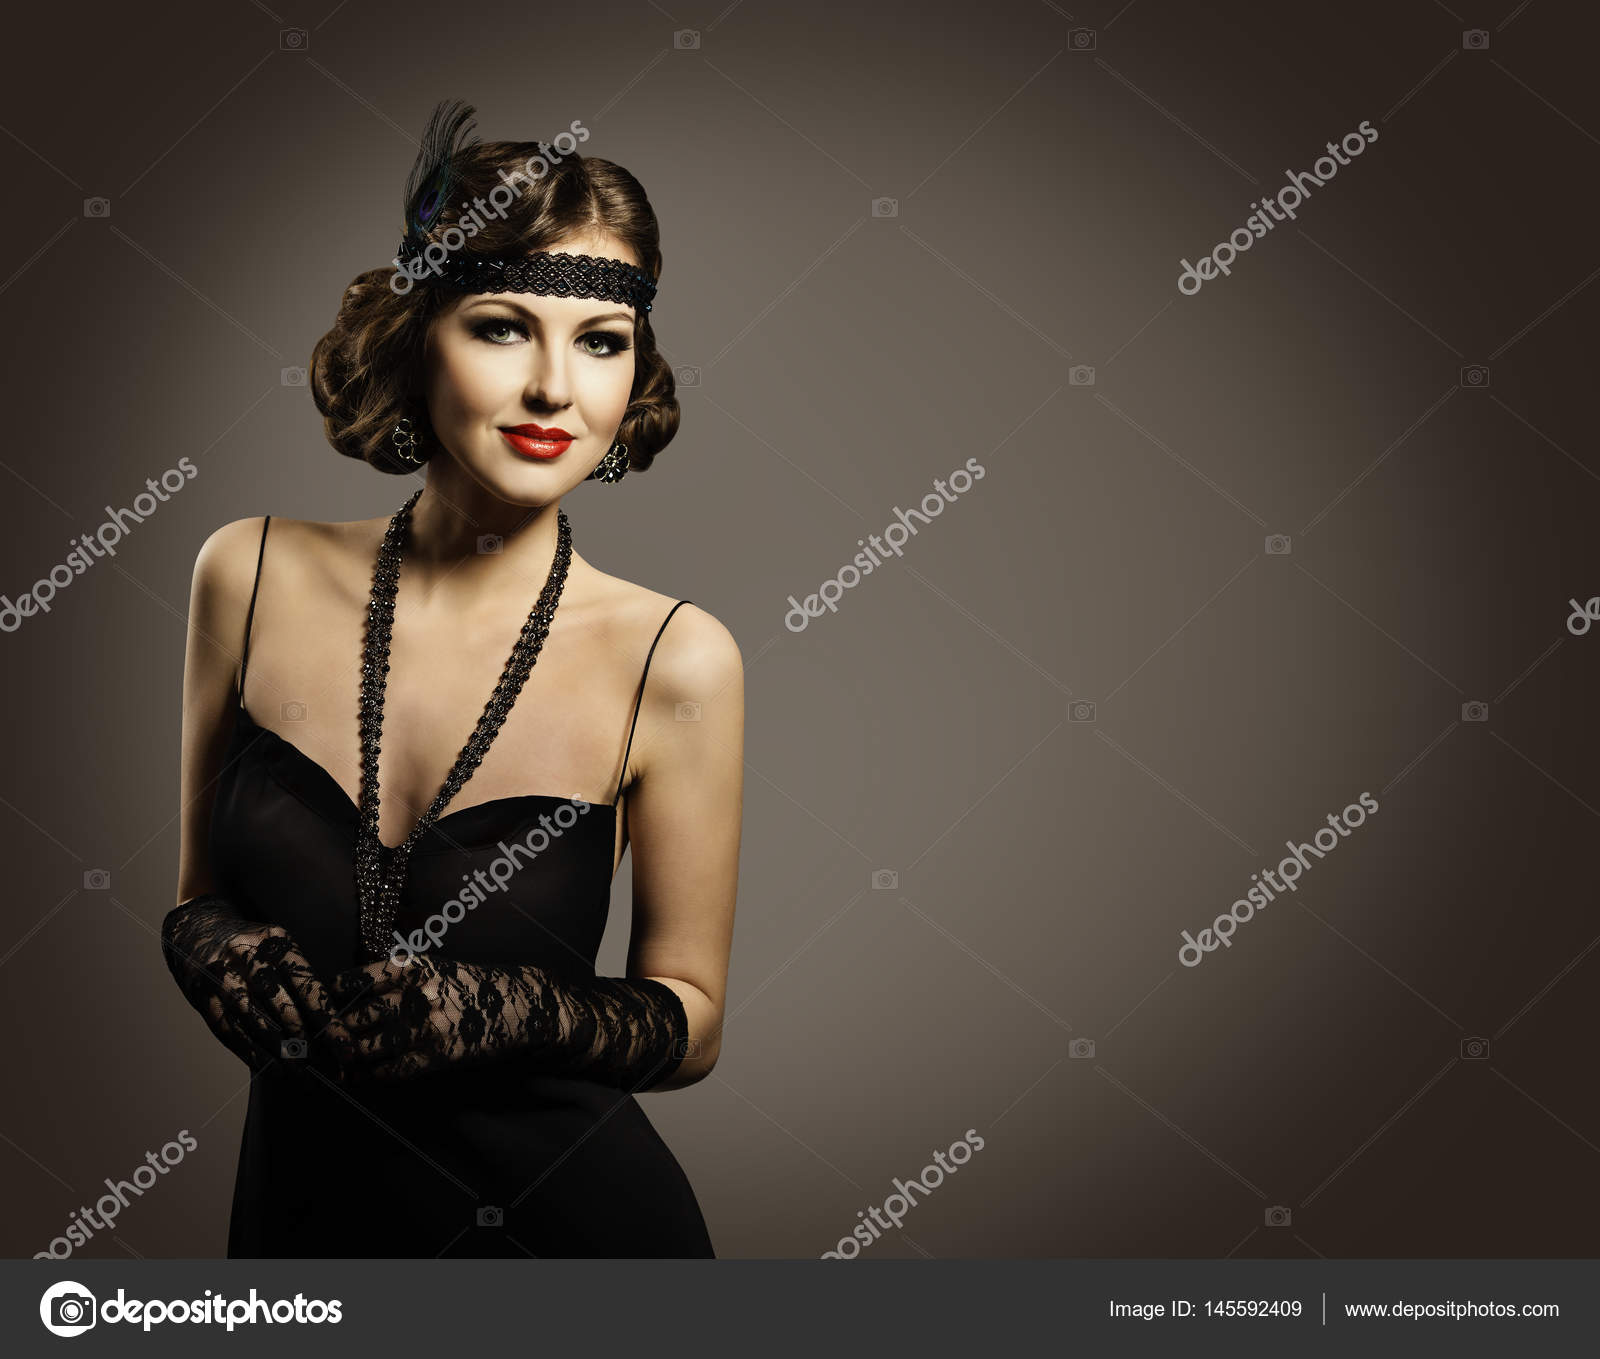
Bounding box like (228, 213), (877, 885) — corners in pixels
(310, 101), (676, 476)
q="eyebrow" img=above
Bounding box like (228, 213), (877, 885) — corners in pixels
(463, 298), (634, 325)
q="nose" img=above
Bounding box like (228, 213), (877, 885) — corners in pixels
(524, 342), (573, 413)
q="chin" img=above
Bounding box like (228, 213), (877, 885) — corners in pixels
(476, 460), (587, 506)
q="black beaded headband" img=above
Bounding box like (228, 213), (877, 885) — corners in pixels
(390, 98), (657, 312)
(394, 247), (657, 312)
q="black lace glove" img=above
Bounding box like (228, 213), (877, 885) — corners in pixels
(327, 953), (691, 1091)
(160, 892), (349, 1076)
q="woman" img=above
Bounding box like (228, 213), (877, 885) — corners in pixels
(162, 101), (743, 1258)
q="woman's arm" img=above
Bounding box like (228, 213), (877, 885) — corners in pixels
(332, 602), (746, 1092)
(167, 518), (340, 1069)
(177, 516), (267, 906)
(611, 602), (744, 1089)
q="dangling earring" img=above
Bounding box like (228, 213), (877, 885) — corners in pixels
(588, 440), (629, 483)
(391, 416), (428, 467)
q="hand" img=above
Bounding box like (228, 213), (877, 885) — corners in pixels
(329, 953), (551, 1082)
(162, 896), (352, 1077)
(223, 925), (355, 1076)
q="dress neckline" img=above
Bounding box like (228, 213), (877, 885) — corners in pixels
(232, 702), (616, 855)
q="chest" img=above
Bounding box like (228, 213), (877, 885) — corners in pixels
(247, 608), (636, 850)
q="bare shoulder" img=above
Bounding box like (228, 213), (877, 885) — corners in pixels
(190, 516), (271, 627)
(592, 575), (743, 809)
(587, 569), (742, 700)
(649, 599), (743, 701)
(193, 511), (380, 611)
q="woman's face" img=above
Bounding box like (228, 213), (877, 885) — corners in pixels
(421, 232), (639, 501)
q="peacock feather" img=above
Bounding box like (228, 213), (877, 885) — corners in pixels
(399, 99), (479, 253)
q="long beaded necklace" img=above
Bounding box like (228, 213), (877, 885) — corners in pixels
(353, 487), (573, 960)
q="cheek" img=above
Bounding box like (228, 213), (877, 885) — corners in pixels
(585, 355), (635, 421)
(429, 344), (514, 429)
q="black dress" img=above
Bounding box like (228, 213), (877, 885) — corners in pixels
(206, 515), (713, 1258)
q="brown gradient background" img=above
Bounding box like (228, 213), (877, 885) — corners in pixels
(3, 0), (1598, 1259)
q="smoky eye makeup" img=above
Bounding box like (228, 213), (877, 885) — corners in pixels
(467, 314), (633, 357)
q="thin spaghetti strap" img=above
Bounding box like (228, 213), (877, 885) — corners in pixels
(238, 516), (271, 712)
(614, 599), (693, 804)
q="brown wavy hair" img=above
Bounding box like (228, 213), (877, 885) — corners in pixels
(310, 138), (676, 475)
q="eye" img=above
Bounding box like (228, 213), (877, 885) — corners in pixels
(470, 316), (528, 345)
(580, 330), (632, 358)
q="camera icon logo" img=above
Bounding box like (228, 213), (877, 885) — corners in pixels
(83, 869), (110, 890)
(280, 27), (308, 50)
(1068, 364), (1096, 386)
(83, 197), (111, 218)
(280, 701), (307, 722)
(1460, 1036), (1490, 1060)
(675, 29), (700, 49)
(1460, 364), (1489, 388)
(281, 1038), (308, 1059)
(675, 1037), (702, 1059)
(1461, 701), (1488, 722)
(1265, 534), (1291, 555)
(1069, 27), (1097, 49)
(1462, 28), (1489, 49)
(40, 1281), (97, 1336)
(675, 701), (702, 722)
(477, 534), (502, 555)
(871, 197), (899, 217)
(675, 365), (701, 387)
(1264, 1205), (1292, 1227)
(281, 366), (306, 387)
(477, 1205), (504, 1226)
(871, 869), (899, 890)
(1068, 700), (1096, 723)
(1069, 1037), (1095, 1059)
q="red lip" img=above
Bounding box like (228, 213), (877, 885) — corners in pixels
(500, 425), (574, 461)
